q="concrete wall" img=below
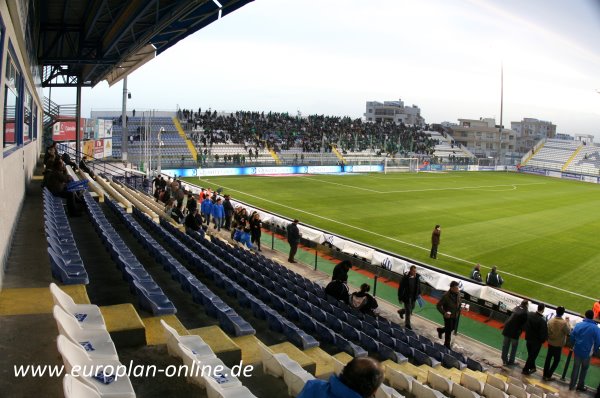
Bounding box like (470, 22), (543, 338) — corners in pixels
(0, 1), (44, 290)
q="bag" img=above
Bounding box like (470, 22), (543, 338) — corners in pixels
(350, 294), (367, 310)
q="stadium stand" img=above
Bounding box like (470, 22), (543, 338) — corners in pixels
(525, 138), (582, 171)
(564, 144), (600, 175)
(105, 116), (197, 168)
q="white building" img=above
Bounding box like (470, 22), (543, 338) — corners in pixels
(364, 99), (424, 125)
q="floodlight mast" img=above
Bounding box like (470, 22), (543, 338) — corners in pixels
(158, 127), (164, 174)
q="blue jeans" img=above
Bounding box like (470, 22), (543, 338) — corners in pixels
(214, 217), (223, 230)
(501, 336), (519, 364)
(570, 355), (590, 389)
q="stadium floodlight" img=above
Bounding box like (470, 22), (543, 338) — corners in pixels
(158, 127), (164, 174)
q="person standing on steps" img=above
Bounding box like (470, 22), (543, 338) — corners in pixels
(397, 265), (422, 330)
(543, 306), (570, 381)
(287, 219), (300, 263)
(430, 225), (441, 259)
(501, 299), (529, 366)
(522, 303), (548, 376)
(436, 281), (461, 348)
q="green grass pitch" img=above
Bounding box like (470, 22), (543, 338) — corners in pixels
(182, 171), (600, 313)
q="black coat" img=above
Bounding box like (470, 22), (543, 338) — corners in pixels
(502, 305), (529, 339)
(332, 261), (351, 282)
(524, 311), (548, 344)
(325, 280), (349, 304)
(397, 273), (422, 302)
(223, 198), (234, 216)
(286, 222), (300, 244)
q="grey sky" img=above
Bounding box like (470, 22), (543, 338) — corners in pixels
(47, 0), (600, 137)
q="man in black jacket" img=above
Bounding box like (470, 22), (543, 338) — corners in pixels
(522, 303), (548, 375)
(436, 281), (461, 348)
(286, 219), (300, 263)
(223, 194), (234, 230)
(397, 265), (421, 330)
(332, 260), (352, 282)
(501, 299), (529, 366)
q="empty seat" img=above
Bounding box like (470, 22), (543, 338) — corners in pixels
(452, 383), (481, 398)
(258, 342), (314, 397)
(386, 367), (414, 394)
(53, 306), (118, 360)
(63, 374), (101, 398)
(412, 379), (446, 398)
(50, 283), (106, 330)
(375, 383), (404, 398)
(460, 372), (483, 395)
(56, 336), (135, 398)
(483, 383), (509, 398)
(506, 383), (528, 398)
(161, 319), (215, 361)
(427, 370), (453, 395)
(204, 374), (257, 398)
(486, 374), (508, 392)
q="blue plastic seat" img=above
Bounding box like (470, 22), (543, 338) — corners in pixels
(298, 312), (317, 333)
(413, 349), (440, 368)
(359, 332), (380, 353)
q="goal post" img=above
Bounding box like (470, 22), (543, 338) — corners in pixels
(383, 157), (419, 174)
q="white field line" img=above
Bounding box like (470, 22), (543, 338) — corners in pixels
(198, 178), (594, 301)
(299, 176), (547, 194)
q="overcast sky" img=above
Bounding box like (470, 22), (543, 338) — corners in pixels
(47, 0), (600, 137)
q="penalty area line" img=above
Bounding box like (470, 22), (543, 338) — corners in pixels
(197, 178), (593, 302)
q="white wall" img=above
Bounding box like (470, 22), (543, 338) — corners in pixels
(0, 1), (43, 289)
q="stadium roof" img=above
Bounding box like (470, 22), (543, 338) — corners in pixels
(37, 0), (253, 87)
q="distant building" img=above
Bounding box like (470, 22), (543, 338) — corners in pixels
(364, 99), (424, 125)
(449, 118), (518, 163)
(510, 118), (556, 153)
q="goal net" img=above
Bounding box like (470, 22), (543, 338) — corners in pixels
(383, 157), (419, 174)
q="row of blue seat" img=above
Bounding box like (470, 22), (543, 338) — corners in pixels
(82, 193), (176, 315)
(43, 188), (89, 285)
(153, 217), (321, 350)
(206, 236), (473, 369)
(107, 202), (255, 337)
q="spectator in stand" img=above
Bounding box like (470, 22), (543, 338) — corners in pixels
(186, 193), (197, 215)
(166, 199), (183, 224)
(233, 225), (253, 250)
(45, 157), (80, 217)
(593, 299), (600, 321)
(201, 195), (213, 225)
(470, 264), (482, 282)
(543, 306), (570, 381)
(501, 299), (529, 366)
(223, 194), (234, 230)
(332, 260), (352, 282)
(298, 357), (383, 398)
(569, 310), (600, 391)
(350, 284), (379, 317)
(286, 219), (300, 263)
(486, 266), (504, 288)
(152, 174), (161, 196)
(430, 225), (441, 259)
(184, 208), (202, 232)
(436, 281), (461, 348)
(211, 198), (225, 231)
(397, 265), (422, 330)
(249, 212), (262, 252)
(325, 279), (349, 304)
(522, 303), (548, 375)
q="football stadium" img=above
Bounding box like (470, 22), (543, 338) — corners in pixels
(1, 1), (599, 397)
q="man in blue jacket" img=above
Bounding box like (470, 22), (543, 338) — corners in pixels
(298, 357), (383, 398)
(211, 198), (225, 231)
(569, 310), (600, 391)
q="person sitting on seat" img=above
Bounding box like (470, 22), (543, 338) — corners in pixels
(325, 279), (349, 304)
(350, 284), (379, 317)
